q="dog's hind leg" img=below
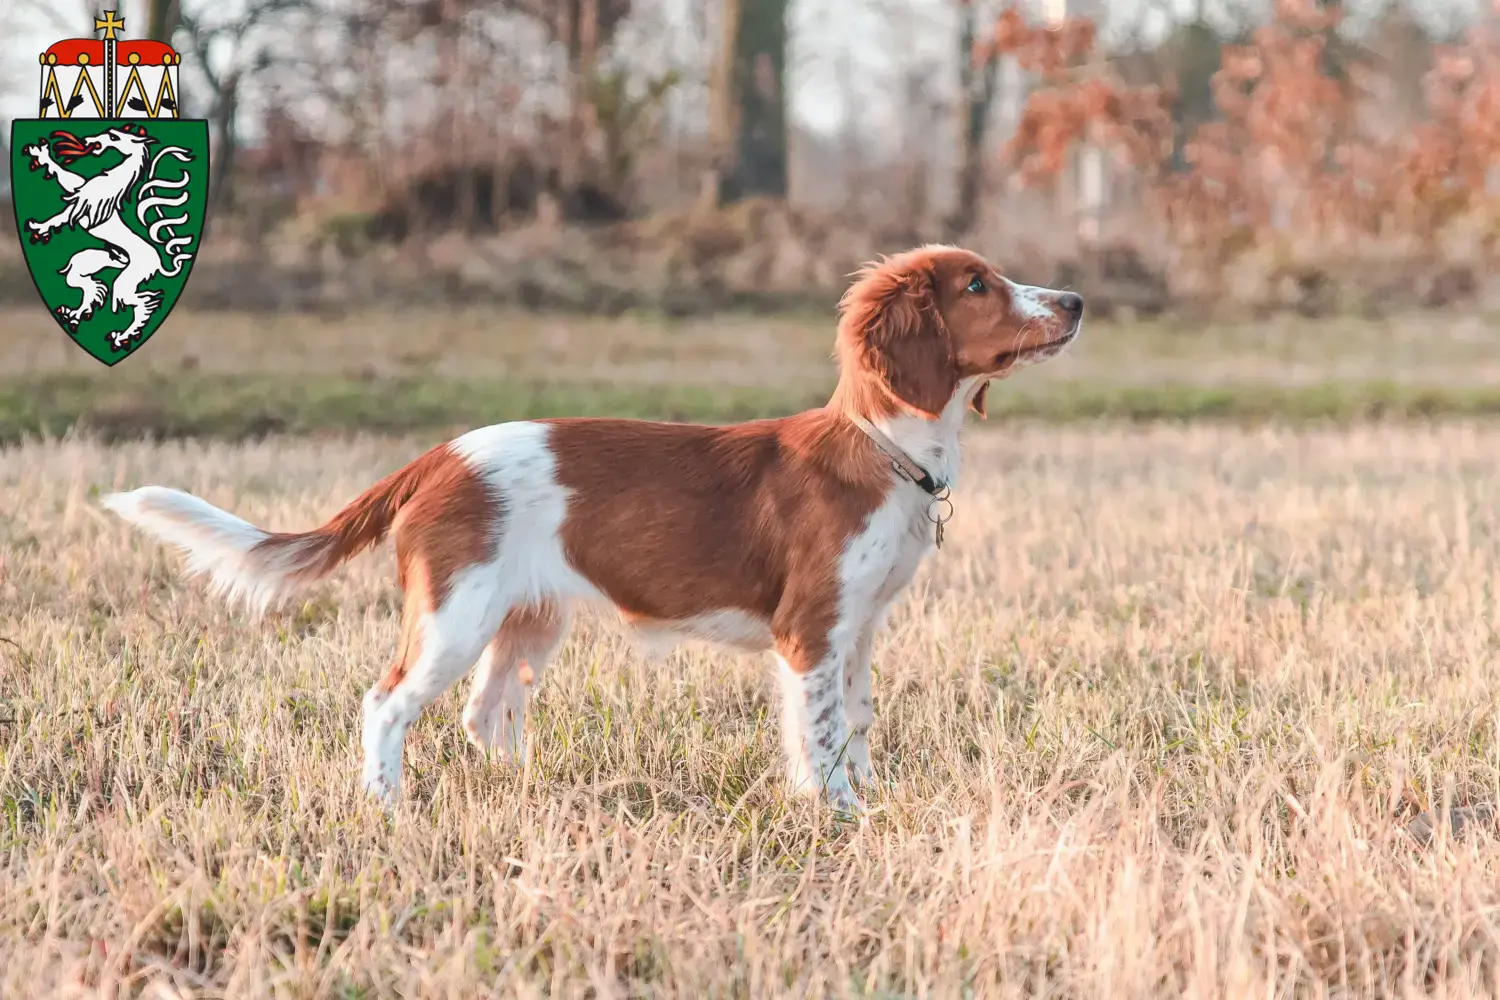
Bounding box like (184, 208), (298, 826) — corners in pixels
(462, 600), (570, 767)
(361, 569), (507, 805)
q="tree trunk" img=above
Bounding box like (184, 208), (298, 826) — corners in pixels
(146, 0), (180, 42)
(554, 0), (599, 200)
(949, 0), (995, 235)
(704, 0), (738, 209)
(1169, 19), (1219, 172)
(209, 74), (240, 212)
(715, 0), (788, 203)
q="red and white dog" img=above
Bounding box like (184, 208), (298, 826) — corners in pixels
(102, 245), (1083, 812)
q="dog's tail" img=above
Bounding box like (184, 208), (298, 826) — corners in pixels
(101, 444), (455, 613)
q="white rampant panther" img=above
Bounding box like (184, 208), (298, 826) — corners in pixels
(23, 125), (197, 351)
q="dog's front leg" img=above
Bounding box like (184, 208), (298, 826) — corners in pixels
(775, 639), (861, 814)
(843, 625), (877, 786)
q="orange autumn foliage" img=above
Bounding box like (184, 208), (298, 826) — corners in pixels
(989, 0), (1500, 272)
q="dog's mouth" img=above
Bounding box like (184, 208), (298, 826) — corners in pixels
(991, 325), (1080, 370)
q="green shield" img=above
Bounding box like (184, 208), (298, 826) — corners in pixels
(10, 119), (210, 366)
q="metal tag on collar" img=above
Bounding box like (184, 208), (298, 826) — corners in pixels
(927, 487), (954, 549)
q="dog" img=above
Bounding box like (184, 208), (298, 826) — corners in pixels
(101, 244), (1083, 813)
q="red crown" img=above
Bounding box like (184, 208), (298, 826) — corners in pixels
(41, 39), (180, 67)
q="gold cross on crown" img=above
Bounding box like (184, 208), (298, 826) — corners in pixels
(94, 10), (126, 40)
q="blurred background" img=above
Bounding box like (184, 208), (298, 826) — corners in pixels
(1, 0), (1497, 441)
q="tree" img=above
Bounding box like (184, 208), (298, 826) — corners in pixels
(988, 5), (1172, 188)
(711, 0), (789, 203)
(175, 0), (302, 211)
(949, 0), (1000, 234)
(499, 0), (633, 64)
(586, 65), (683, 203)
(1164, 17), (1222, 171)
(995, 0), (1500, 294)
(498, 0), (635, 189)
(146, 0), (180, 42)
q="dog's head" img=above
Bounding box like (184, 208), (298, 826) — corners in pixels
(836, 245), (1083, 419)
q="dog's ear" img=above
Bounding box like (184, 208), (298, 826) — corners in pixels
(970, 379), (990, 419)
(840, 260), (956, 418)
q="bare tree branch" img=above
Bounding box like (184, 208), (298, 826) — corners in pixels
(173, 0), (303, 208)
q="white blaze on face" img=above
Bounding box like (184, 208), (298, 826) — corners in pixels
(1003, 277), (1058, 324)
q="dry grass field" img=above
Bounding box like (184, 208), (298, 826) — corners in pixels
(3, 422), (1499, 998)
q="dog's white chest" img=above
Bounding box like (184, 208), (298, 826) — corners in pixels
(839, 489), (935, 616)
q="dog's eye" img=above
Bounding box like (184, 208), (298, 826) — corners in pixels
(966, 276), (986, 294)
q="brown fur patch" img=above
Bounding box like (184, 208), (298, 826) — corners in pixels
(835, 257), (958, 419)
(389, 452), (500, 611)
(378, 573), (429, 695)
(453, 602), (561, 728)
(493, 601), (565, 676)
(546, 412), (889, 671)
(264, 444), (500, 695)
(250, 442), (482, 586)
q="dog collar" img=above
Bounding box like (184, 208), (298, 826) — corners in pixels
(843, 411), (948, 496)
(844, 410), (955, 548)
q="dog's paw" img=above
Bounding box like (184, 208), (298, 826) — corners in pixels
(825, 783), (865, 818)
(362, 779), (399, 810)
(849, 766), (896, 796)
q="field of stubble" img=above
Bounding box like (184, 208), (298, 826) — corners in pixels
(1, 423), (1498, 998)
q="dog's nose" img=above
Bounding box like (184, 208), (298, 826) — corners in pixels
(1057, 292), (1084, 316)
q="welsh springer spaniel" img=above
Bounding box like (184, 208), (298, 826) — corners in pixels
(102, 245), (1083, 813)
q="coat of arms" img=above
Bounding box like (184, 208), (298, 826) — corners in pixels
(9, 10), (209, 365)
